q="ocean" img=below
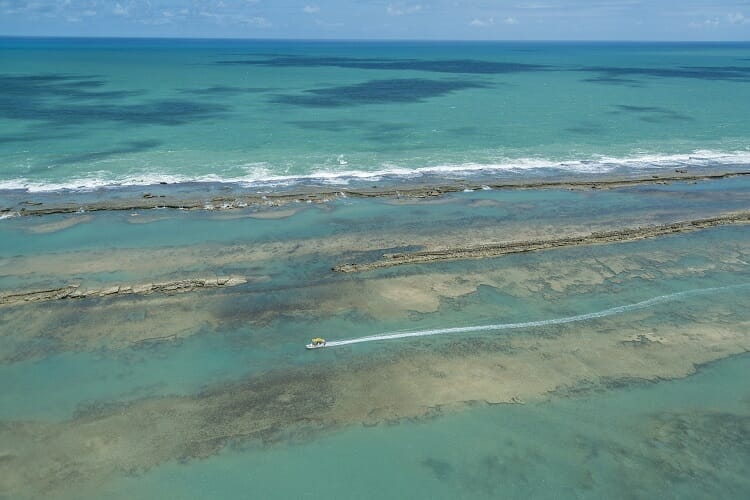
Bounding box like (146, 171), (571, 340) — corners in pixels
(1, 38), (749, 499)
(1, 38), (750, 192)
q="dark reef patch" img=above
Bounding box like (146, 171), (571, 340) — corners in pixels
(435, 337), (518, 357)
(178, 85), (275, 96)
(643, 410), (750, 485)
(421, 457), (454, 480)
(549, 376), (655, 398)
(610, 104), (692, 122)
(271, 78), (489, 107)
(580, 65), (750, 82)
(0, 73), (144, 100)
(582, 75), (645, 87)
(217, 55), (550, 75)
(0, 73), (228, 127)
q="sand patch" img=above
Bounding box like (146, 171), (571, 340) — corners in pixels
(23, 215), (92, 234)
(247, 208), (299, 220)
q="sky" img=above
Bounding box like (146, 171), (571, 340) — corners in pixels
(0, 0), (749, 40)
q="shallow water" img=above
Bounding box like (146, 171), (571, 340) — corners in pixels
(1, 177), (749, 498)
(95, 352), (750, 500)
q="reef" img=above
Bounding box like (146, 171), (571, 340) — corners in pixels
(334, 212), (750, 272)
(1, 170), (747, 218)
(0, 276), (247, 307)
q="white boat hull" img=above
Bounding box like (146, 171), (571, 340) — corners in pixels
(306, 342), (327, 349)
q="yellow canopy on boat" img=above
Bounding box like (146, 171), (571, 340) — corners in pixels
(311, 337), (326, 343)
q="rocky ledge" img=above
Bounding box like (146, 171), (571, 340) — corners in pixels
(333, 212), (750, 273)
(0, 276), (247, 307)
(2, 171), (748, 218)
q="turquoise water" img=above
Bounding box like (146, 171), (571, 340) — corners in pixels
(1, 185), (748, 497)
(1, 39), (749, 191)
(2, 176), (749, 260)
(97, 353), (750, 500)
(2, 270), (748, 423)
(1, 184), (748, 422)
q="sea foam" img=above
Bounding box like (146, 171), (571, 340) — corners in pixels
(0, 150), (748, 193)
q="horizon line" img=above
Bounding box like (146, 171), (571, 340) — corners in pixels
(1, 35), (749, 44)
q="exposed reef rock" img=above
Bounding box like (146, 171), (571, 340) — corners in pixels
(0, 276), (247, 307)
(1, 171), (748, 218)
(333, 212), (750, 272)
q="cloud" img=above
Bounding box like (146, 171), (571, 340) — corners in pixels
(113, 3), (128, 16)
(688, 18), (720, 28)
(303, 5), (320, 14)
(246, 15), (271, 27)
(470, 17), (494, 27)
(470, 14), (517, 27)
(387, 4), (422, 16)
(198, 10), (271, 28)
(315, 18), (344, 28)
(727, 12), (748, 24)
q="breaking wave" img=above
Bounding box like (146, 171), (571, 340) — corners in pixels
(1, 149), (748, 193)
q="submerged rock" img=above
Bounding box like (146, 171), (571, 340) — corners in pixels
(0, 276), (248, 306)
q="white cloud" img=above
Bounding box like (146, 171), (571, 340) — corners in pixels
(245, 15), (271, 27)
(198, 10), (270, 28)
(303, 5), (320, 14)
(113, 3), (128, 16)
(727, 12), (748, 25)
(315, 18), (344, 28)
(470, 17), (494, 27)
(387, 4), (422, 16)
(504, 16), (519, 25)
(688, 18), (720, 28)
(514, 2), (554, 9)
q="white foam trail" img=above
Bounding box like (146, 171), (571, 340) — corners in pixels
(325, 284), (749, 348)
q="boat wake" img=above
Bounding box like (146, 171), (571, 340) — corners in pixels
(324, 283), (749, 348)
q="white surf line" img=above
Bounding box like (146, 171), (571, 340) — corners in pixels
(325, 283), (750, 348)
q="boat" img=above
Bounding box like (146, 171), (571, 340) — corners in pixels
(306, 337), (327, 349)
